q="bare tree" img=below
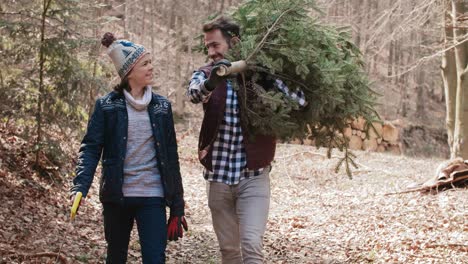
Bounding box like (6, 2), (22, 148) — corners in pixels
(447, 0), (468, 158)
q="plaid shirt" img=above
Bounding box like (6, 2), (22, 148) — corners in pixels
(187, 71), (306, 185)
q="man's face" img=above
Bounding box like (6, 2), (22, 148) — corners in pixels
(204, 29), (229, 63)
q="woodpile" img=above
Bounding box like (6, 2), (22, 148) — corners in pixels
(288, 118), (403, 155)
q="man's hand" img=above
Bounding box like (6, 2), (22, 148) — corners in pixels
(167, 216), (188, 241)
(204, 59), (232, 91)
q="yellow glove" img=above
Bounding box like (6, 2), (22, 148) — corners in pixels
(70, 192), (82, 221)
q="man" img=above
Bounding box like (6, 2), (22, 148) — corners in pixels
(187, 16), (306, 264)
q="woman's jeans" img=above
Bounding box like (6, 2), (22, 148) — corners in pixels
(103, 197), (167, 264)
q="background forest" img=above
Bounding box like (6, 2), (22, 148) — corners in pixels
(1, 0), (467, 263)
(1, 0), (459, 160)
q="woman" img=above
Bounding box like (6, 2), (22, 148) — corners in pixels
(70, 32), (187, 263)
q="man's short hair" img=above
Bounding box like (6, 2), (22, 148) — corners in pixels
(203, 16), (241, 42)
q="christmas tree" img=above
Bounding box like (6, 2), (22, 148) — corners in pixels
(201, 0), (380, 176)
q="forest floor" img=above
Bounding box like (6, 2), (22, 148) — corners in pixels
(0, 122), (467, 264)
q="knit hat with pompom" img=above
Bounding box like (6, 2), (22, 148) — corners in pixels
(101, 32), (148, 78)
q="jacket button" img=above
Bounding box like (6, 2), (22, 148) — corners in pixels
(123, 137), (126, 140)
(161, 162), (164, 166)
(156, 142), (160, 146)
(152, 123), (155, 127)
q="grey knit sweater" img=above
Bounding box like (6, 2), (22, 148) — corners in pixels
(122, 101), (164, 197)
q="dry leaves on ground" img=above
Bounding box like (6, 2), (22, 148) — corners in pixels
(0, 124), (466, 263)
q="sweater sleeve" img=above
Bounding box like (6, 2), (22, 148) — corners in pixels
(166, 102), (185, 216)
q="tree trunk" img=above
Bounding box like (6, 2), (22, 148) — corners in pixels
(451, 0), (468, 158)
(0, 69), (3, 90)
(36, 0), (53, 166)
(169, 0), (177, 31)
(219, 0), (225, 12)
(174, 14), (184, 116)
(88, 5), (102, 119)
(388, 40), (394, 77)
(354, 0), (364, 49)
(124, 0), (129, 39)
(399, 51), (408, 118)
(151, 0), (155, 61)
(442, 2), (457, 152)
(141, 0), (147, 43)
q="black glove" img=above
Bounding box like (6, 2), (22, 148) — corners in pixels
(204, 59), (232, 91)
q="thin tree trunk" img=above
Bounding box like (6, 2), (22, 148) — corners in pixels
(219, 0), (225, 12)
(175, 15), (184, 116)
(415, 36), (426, 120)
(124, 0), (129, 39)
(393, 40), (400, 85)
(151, 0), (155, 61)
(169, 0), (177, 31)
(406, 28), (417, 118)
(0, 69), (4, 90)
(141, 0), (146, 43)
(388, 40), (394, 77)
(36, 0), (53, 166)
(399, 51), (408, 118)
(354, 0), (364, 49)
(88, 6), (102, 118)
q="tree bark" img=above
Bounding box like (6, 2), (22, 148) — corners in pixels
(388, 40), (394, 77)
(174, 14), (184, 116)
(169, 0), (177, 31)
(220, 0), (225, 12)
(124, 0), (129, 39)
(0, 69), (3, 90)
(451, 0), (468, 158)
(88, 5), (102, 119)
(141, 0), (147, 43)
(151, 0), (156, 61)
(442, 1), (458, 152)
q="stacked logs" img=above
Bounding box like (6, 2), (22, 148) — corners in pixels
(290, 117), (402, 155)
(345, 117), (401, 154)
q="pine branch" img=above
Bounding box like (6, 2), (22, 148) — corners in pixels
(245, 8), (293, 62)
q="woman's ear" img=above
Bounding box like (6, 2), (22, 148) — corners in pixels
(230, 36), (241, 47)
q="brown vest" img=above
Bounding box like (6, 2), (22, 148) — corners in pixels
(197, 64), (276, 171)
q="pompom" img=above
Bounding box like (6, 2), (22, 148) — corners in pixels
(101, 32), (116, 48)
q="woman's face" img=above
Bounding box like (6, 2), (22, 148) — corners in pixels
(127, 53), (153, 88)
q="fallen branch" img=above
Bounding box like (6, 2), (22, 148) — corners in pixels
(0, 249), (68, 264)
(384, 187), (428, 196)
(425, 244), (468, 253)
(384, 172), (468, 196)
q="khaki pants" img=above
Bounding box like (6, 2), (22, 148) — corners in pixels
(207, 169), (271, 264)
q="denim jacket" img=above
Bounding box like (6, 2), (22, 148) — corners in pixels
(71, 91), (184, 216)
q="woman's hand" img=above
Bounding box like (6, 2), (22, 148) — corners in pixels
(167, 216), (188, 241)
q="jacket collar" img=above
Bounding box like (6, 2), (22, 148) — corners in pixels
(109, 90), (159, 105)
